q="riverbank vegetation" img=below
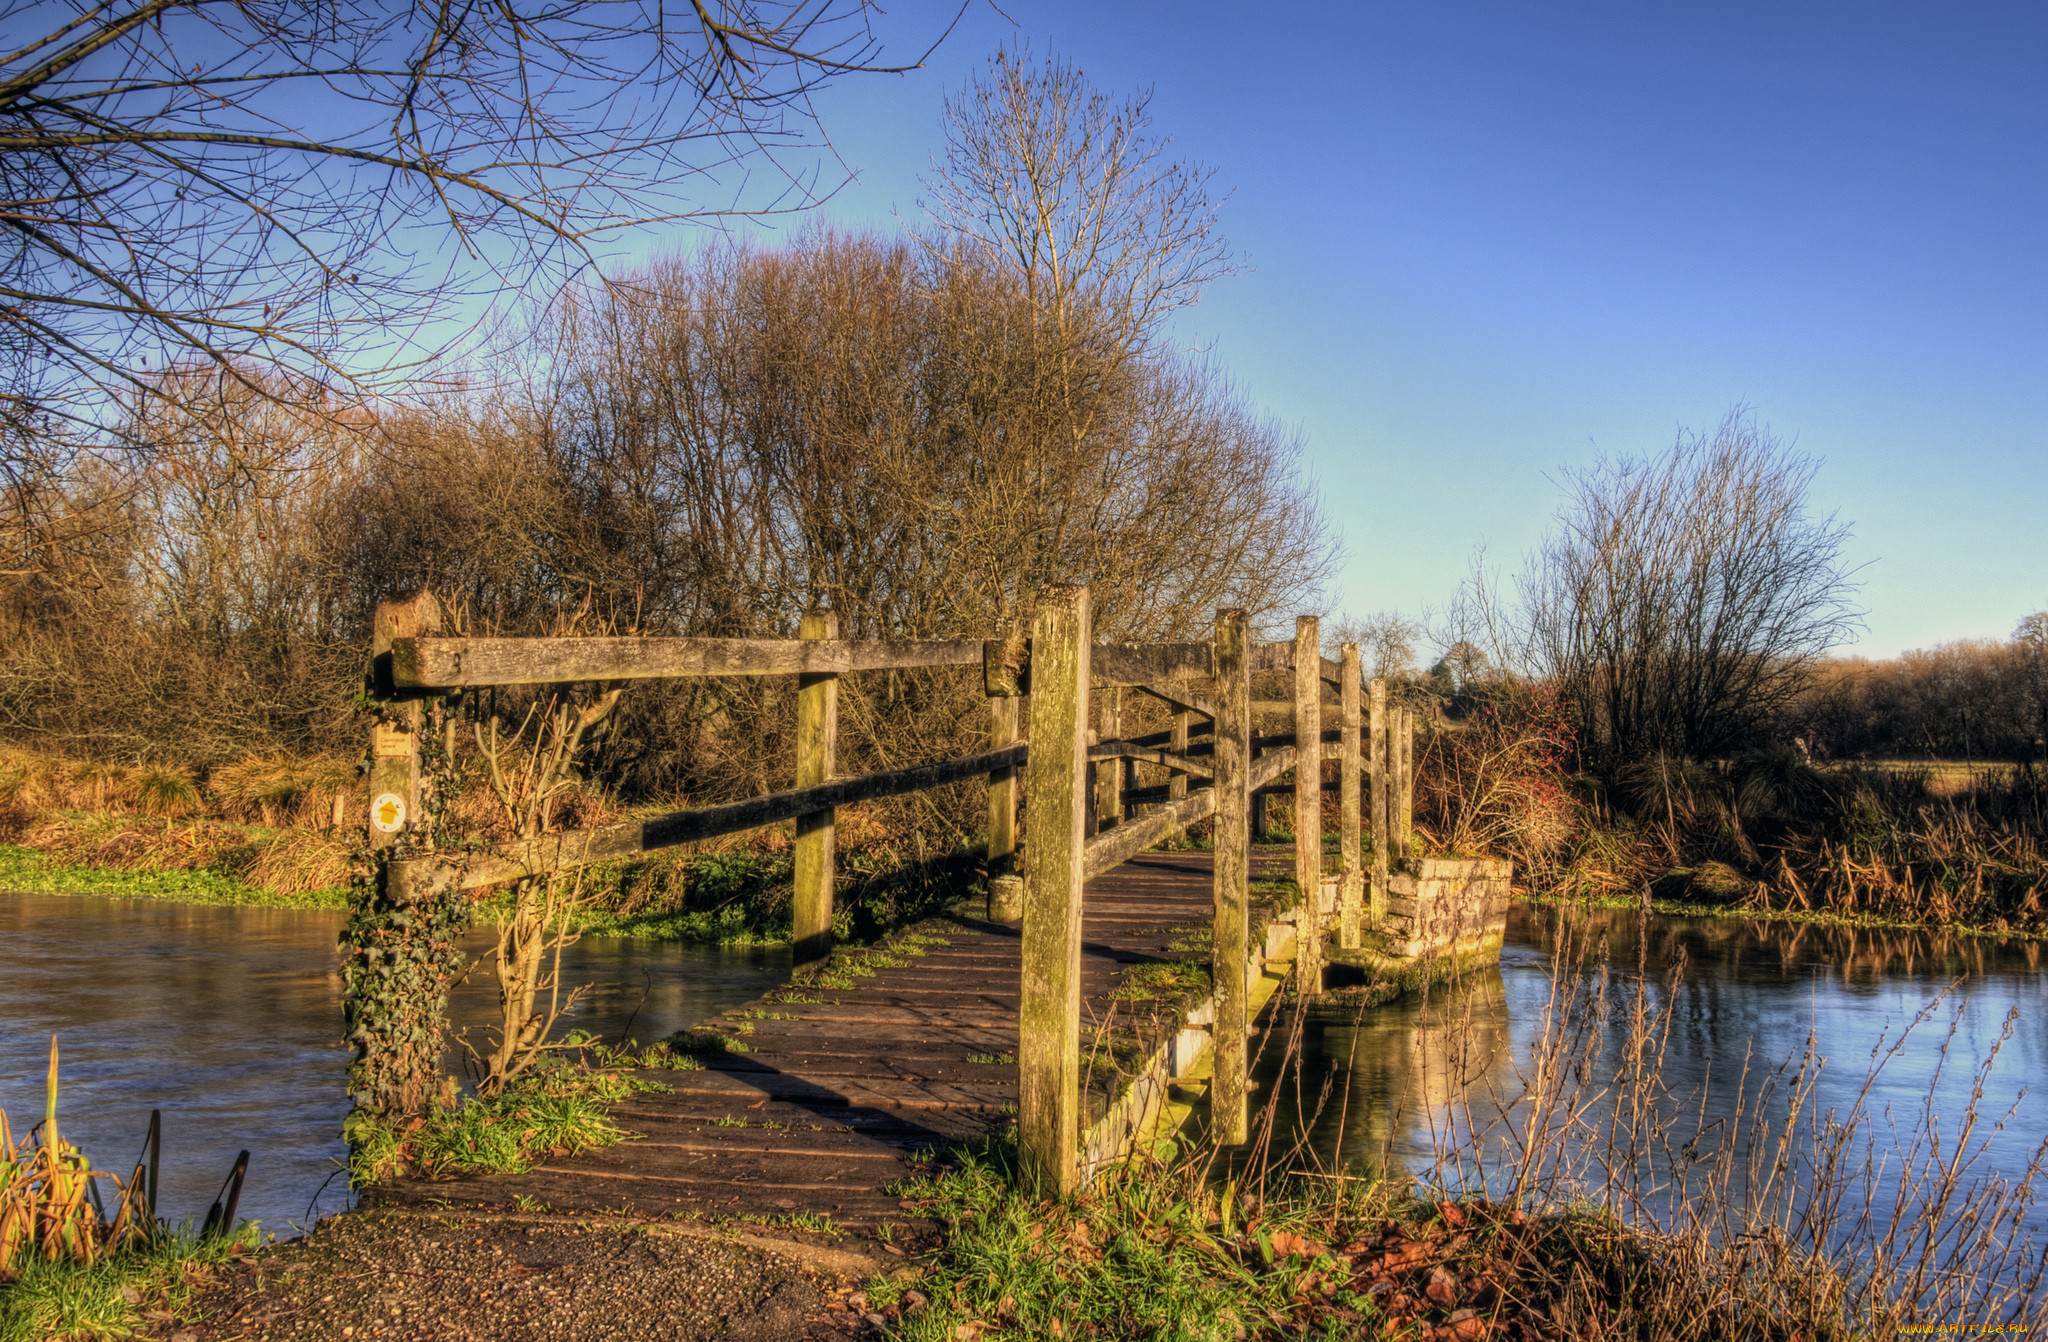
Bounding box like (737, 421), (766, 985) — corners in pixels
(343, 1042), (698, 1188)
(866, 907), (2045, 1339)
(1, 1041), (263, 1341)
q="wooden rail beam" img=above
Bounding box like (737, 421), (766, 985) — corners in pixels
(1135, 681), (1217, 719)
(988, 641), (1215, 697)
(1081, 781), (1219, 881)
(392, 635), (986, 688)
(1019, 586), (1092, 1196)
(386, 743), (1029, 900)
(1085, 741), (1215, 780)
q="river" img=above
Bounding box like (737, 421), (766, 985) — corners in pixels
(0, 894), (787, 1236)
(5, 893), (2045, 1250)
(1255, 903), (2048, 1252)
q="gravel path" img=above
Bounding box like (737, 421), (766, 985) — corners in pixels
(168, 1209), (918, 1341)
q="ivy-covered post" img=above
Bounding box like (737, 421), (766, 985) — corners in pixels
(343, 592), (468, 1130)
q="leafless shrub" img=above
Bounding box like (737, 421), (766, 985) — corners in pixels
(1516, 410), (1861, 776)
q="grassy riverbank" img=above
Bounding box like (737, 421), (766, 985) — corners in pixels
(0, 743), (988, 942)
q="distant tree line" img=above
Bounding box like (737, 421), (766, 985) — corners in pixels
(1790, 619), (2048, 762)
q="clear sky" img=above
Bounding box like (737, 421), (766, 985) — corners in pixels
(710, 0), (2048, 658)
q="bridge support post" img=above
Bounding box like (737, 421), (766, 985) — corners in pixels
(1211, 608), (1251, 1145)
(1166, 707), (1189, 842)
(1020, 585), (1091, 1195)
(1293, 616), (1324, 995)
(988, 694), (1019, 876)
(1395, 705), (1414, 859)
(793, 609), (839, 970)
(1097, 687), (1123, 830)
(368, 593), (442, 853)
(1370, 678), (1389, 924)
(1338, 643), (1363, 948)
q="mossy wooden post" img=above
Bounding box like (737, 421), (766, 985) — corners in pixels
(1020, 585), (1091, 1195)
(793, 608), (839, 969)
(1098, 686), (1123, 830)
(988, 695), (1019, 876)
(1166, 707), (1190, 842)
(369, 593), (443, 853)
(1394, 705), (1414, 861)
(1338, 643), (1364, 949)
(1293, 616), (1324, 996)
(1369, 678), (1390, 924)
(1211, 608), (1251, 1146)
(1250, 724), (1268, 843)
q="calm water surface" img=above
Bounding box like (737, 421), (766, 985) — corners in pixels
(1263, 904), (2048, 1239)
(8, 893), (2046, 1246)
(0, 894), (787, 1236)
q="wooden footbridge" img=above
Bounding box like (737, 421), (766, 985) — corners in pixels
(361, 587), (1499, 1224)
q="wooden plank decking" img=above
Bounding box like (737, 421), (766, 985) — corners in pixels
(368, 849), (1289, 1233)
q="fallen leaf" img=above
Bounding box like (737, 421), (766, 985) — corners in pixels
(1268, 1229), (1329, 1259)
(1425, 1265), (1460, 1307)
(1438, 1200), (1468, 1229)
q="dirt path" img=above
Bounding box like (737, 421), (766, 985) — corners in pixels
(169, 1208), (926, 1341)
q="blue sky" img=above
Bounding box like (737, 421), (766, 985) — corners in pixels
(712, 0), (2048, 658)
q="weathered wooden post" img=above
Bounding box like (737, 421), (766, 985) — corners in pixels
(1250, 723), (1268, 842)
(1019, 586), (1091, 1195)
(1098, 686), (1123, 830)
(1339, 643), (1364, 949)
(368, 592), (443, 852)
(1293, 616), (1323, 995)
(793, 608), (839, 969)
(1369, 677), (1390, 924)
(1395, 704), (1414, 861)
(1166, 707), (1190, 842)
(1211, 608), (1251, 1146)
(988, 695), (1019, 874)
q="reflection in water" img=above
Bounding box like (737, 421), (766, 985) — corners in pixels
(0, 894), (788, 1237)
(1261, 904), (2048, 1241)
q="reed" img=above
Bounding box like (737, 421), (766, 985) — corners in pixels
(0, 1039), (152, 1282)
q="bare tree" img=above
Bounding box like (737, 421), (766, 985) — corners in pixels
(1518, 410), (1861, 774)
(0, 0), (954, 544)
(1329, 610), (1424, 682)
(920, 44), (1233, 362)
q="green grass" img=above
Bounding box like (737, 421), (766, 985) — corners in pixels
(878, 1143), (1368, 1342)
(0, 844), (347, 908)
(346, 1063), (664, 1186)
(0, 1223), (263, 1342)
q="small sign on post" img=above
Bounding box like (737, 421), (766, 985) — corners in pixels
(368, 593), (442, 853)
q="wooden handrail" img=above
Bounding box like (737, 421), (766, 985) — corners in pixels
(386, 743), (1028, 899)
(1086, 740), (1214, 780)
(1082, 782), (1218, 880)
(391, 635), (987, 688)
